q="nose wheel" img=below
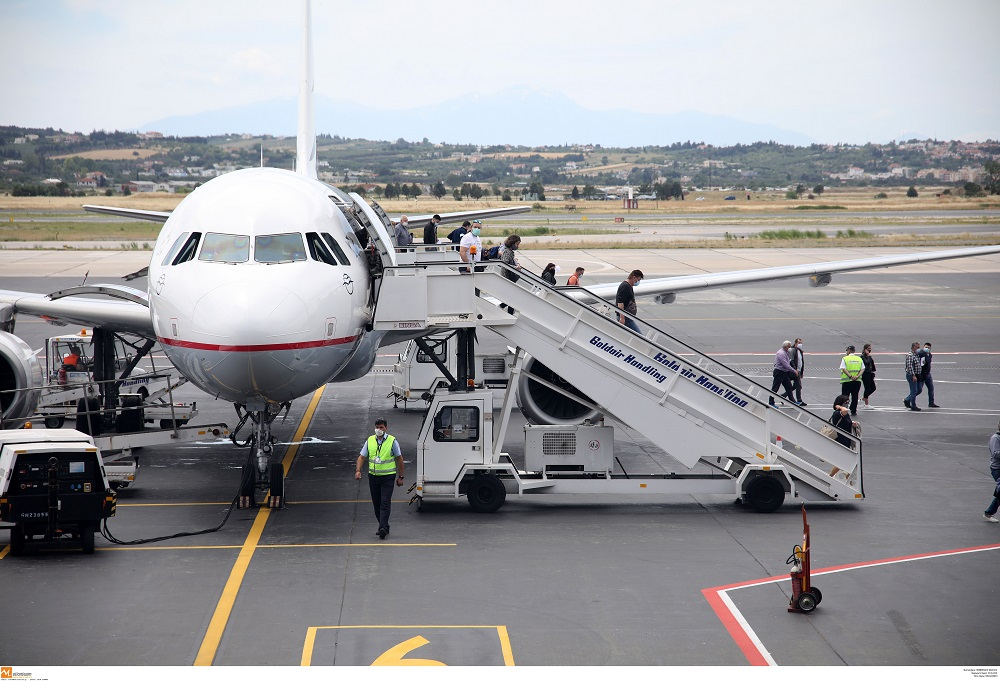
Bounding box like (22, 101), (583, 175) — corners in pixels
(234, 402), (288, 508)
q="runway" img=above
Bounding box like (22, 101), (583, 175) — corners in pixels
(1, 248), (998, 675)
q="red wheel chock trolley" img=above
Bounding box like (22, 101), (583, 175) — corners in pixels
(786, 505), (822, 613)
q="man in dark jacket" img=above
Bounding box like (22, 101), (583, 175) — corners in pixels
(919, 342), (940, 408)
(423, 214), (441, 245)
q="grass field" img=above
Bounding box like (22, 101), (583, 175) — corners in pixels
(1, 187), (997, 249)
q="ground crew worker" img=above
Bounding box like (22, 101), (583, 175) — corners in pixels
(62, 345), (81, 370)
(839, 345), (864, 416)
(355, 417), (405, 539)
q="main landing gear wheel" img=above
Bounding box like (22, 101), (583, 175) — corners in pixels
(268, 462), (284, 508)
(467, 474), (506, 513)
(745, 476), (785, 513)
(116, 395), (145, 433)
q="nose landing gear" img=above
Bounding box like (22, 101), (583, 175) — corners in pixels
(233, 401), (290, 508)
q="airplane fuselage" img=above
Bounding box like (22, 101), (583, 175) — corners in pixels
(147, 167), (373, 405)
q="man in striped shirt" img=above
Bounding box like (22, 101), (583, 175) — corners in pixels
(903, 341), (923, 412)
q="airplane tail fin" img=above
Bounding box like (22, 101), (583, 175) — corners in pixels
(296, 0), (318, 180)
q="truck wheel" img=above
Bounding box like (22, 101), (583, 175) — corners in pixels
(116, 395), (145, 433)
(269, 462), (284, 499)
(75, 397), (102, 436)
(745, 476), (785, 513)
(80, 526), (95, 554)
(9, 527), (26, 556)
(467, 474), (506, 513)
(44, 417), (65, 429)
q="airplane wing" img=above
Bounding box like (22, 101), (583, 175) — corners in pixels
(0, 286), (155, 337)
(564, 245), (1000, 304)
(83, 205), (172, 223)
(400, 206), (532, 226)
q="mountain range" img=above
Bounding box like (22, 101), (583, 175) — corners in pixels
(140, 88), (817, 148)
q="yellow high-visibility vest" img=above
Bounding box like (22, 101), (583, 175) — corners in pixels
(366, 434), (397, 475)
(840, 355), (863, 382)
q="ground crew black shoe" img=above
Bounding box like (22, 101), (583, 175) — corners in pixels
(929, 404), (941, 408)
(910, 406), (921, 411)
(903, 399), (911, 408)
(378, 528), (387, 539)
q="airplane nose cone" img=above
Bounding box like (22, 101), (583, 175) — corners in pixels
(176, 279), (332, 403)
(192, 280), (309, 344)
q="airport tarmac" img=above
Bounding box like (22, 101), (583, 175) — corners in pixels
(1, 248), (999, 674)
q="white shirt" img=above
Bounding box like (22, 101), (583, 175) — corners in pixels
(459, 232), (482, 262)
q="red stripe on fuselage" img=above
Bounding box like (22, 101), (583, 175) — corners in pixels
(158, 336), (358, 352)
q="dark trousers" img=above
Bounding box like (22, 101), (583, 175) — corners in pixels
(769, 369), (794, 405)
(368, 473), (395, 532)
(862, 374), (877, 400)
(791, 372), (803, 402)
(841, 380), (861, 414)
(921, 374), (935, 405)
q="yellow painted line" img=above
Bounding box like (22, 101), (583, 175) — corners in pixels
(99, 545), (244, 551)
(498, 625), (515, 666)
(194, 385), (325, 667)
(300, 625), (516, 666)
(0, 544), (9, 560)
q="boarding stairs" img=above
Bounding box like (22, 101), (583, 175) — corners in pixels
(373, 260), (863, 505)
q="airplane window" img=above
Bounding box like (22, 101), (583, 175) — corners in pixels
(306, 232), (338, 266)
(255, 233), (306, 263)
(321, 233), (351, 266)
(433, 406), (480, 443)
(161, 232), (190, 266)
(199, 232), (250, 263)
(172, 232), (202, 265)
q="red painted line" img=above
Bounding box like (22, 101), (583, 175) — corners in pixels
(158, 336), (357, 352)
(703, 541), (1000, 666)
(701, 586), (771, 666)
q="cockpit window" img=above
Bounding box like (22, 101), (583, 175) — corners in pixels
(321, 233), (351, 266)
(255, 233), (306, 263)
(162, 232), (190, 266)
(199, 232), (250, 263)
(306, 232), (338, 266)
(171, 232), (202, 265)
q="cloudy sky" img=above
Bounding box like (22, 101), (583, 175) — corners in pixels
(2, 0), (998, 145)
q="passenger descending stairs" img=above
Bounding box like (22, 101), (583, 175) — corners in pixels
(373, 261), (863, 504)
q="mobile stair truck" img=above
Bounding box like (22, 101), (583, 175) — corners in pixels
(371, 260), (863, 512)
(0, 429), (116, 555)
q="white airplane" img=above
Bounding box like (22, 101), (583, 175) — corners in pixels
(1, 0), (998, 505)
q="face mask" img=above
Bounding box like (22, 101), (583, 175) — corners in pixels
(797, 343), (802, 349)
(633, 281), (640, 287)
(471, 228), (481, 236)
(374, 428), (385, 438)
(924, 347), (930, 352)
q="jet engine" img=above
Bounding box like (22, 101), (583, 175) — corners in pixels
(515, 356), (602, 426)
(0, 331), (43, 429)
